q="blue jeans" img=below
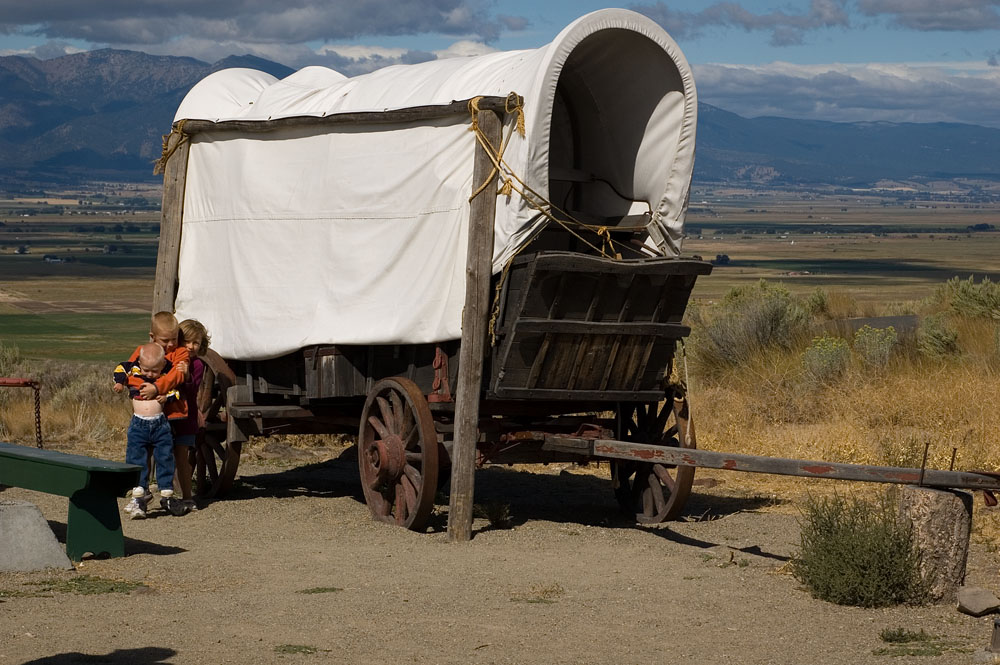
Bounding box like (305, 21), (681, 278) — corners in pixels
(125, 414), (175, 491)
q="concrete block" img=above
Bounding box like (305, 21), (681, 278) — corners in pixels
(0, 499), (73, 571)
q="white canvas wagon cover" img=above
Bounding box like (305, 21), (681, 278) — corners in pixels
(171, 8), (697, 359)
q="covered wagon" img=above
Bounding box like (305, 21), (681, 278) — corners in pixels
(154, 8), (711, 536)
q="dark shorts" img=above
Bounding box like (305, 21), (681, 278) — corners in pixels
(174, 434), (196, 447)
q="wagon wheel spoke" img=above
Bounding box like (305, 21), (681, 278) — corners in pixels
(394, 486), (408, 526)
(376, 396), (395, 433)
(403, 463), (422, 486)
(200, 444), (220, 481)
(367, 415), (390, 441)
(206, 437), (227, 460)
(374, 492), (391, 518)
(652, 463), (676, 493)
(400, 406), (417, 450)
(647, 471), (667, 513)
(653, 403), (673, 439)
(632, 403), (649, 433)
(389, 391), (404, 431)
(400, 474), (418, 513)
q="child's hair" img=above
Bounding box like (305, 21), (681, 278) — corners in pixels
(178, 319), (210, 356)
(151, 311), (179, 336)
(138, 342), (166, 368)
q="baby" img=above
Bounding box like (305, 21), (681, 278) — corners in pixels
(113, 342), (182, 518)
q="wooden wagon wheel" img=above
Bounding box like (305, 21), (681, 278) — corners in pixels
(358, 377), (439, 531)
(611, 390), (696, 523)
(194, 350), (241, 500)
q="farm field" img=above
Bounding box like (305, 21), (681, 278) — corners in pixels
(684, 188), (1000, 304)
(0, 187), (159, 361)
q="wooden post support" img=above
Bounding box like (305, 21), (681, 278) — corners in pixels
(448, 109), (502, 542)
(152, 132), (191, 314)
(898, 485), (973, 602)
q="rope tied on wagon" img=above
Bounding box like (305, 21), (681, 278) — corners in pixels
(466, 95), (649, 263)
(152, 119), (190, 175)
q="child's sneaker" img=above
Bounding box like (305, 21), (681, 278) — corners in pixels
(159, 489), (190, 517)
(128, 487), (148, 519)
(124, 487), (151, 518)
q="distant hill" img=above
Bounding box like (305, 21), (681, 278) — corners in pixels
(0, 49), (294, 186)
(695, 104), (1000, 187)
(1, 48), (998, 190)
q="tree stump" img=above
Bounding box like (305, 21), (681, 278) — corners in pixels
(898, 485), (972, 602)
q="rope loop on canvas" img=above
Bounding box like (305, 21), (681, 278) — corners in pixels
(153, 119), (190, 175)
(468, 100), (633, 260)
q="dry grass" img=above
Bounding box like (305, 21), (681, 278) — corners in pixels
(691, 353), (999, 472)
(1, 392), (129, 458)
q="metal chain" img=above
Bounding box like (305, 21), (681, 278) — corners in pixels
(33, 384), (43, 448)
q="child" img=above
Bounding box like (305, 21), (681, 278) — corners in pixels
(123, 312), (190, 517)
(113, 342), (182, 519)
(171, 318), (211, 512)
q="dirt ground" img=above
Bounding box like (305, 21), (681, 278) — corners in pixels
(2, 442), (1000, 665)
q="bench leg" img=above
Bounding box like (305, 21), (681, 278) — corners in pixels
(66, 490), (125, 561)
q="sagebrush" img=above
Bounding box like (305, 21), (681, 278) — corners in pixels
(792, 491), (928, 608)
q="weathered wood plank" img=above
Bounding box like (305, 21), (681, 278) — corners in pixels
(448, 108), (502, 542)
(512, 319), (691, 337)
(152, 134), (190, 313)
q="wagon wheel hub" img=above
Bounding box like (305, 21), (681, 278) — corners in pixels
(365, 435), (407, 489)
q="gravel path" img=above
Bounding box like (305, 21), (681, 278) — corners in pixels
(2, 447), (998, 664)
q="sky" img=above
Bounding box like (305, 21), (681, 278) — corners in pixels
(1, 1), (999, 127)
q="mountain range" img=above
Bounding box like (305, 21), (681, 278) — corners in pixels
(2, 48), (999, 190)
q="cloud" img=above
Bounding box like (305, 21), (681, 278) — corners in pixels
(695, 60), (1000, 127)
(303, 39), (494, 77)
(630, 0), (849, 45)
(857, 0), (1000, 31)
(0, 0), (527, 45)
(433, 40), (496, 58)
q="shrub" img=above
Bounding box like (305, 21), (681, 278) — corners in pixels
(804, 287), (828, 316)
(691, 279), (809, 374)
(792, 491), (928, 607)
(936, 276), (1000, 320)
(801, 335), (849, 385)
(853, 325), (897, 369)
(49, 365), (118, 412)
(0, 341), (22, 376)
(917, 314), (959, 358)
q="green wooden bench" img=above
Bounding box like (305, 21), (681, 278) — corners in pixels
(0, 442), (141, 561)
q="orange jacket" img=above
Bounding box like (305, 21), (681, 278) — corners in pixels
(128, 345), (190, 421)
